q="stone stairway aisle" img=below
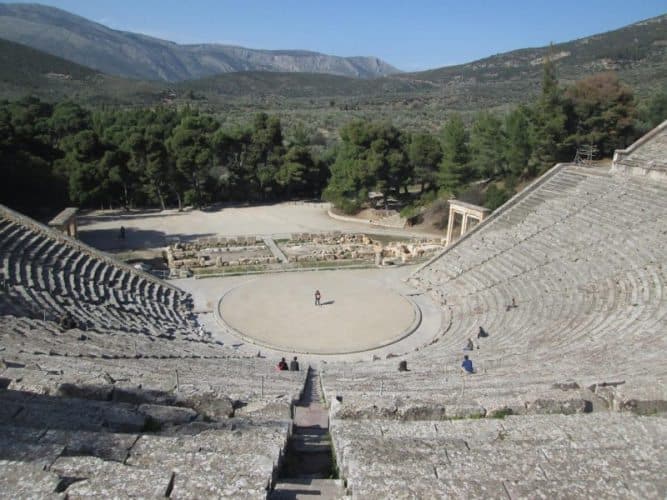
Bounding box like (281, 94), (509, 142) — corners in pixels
(270, 367), (346, 499)
(263, 237), (288, 263)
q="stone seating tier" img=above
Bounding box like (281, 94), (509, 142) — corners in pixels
(330, 414), (666, 499)
(0, 204), (194, 337)
(0, 314), (307, 498)
(319, 166), (666, 496)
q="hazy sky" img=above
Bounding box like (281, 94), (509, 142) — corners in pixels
(4, 0), (666, 70)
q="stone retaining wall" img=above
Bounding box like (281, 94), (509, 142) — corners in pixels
(167, 232), (445, 274)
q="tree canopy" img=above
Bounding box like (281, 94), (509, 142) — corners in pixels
(0, 62), (656, 219)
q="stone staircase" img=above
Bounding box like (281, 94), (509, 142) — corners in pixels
(271, 368), (346, 499)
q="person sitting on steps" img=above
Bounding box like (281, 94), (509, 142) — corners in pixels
(463, 338), (474, 351)
(477, 326), (488, 339)
(277, 357), (288, 371)
(289, 356), (299, 371)
(461, 355), (475, 374)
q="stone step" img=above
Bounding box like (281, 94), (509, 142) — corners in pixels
(289, 435), (332, 454)
(270, 478), (346, 499)
(294, 406), (329, 429)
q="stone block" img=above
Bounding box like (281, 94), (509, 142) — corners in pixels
(56, 383), (113, 401)
(0, 460), (62, 497)
(525, 398), (592, 415)
(504, 479), (632, 498)
(41, 429), (137, 462)
(52, 456), (173, 497)
(179, 391), (234, 420)
(112, 387), (178, 406)
(138, 403), (198, 426)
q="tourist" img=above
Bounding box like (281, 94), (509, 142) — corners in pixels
(477, 326), (488, 339)
(398, 360), (409, 372)
(463, 338), (474, 351)
(290, 356), (300, 371)
(119, 226), (126, 240)
(59, 311), (76, 330)
(277, 357), (288, 371)
(506, 297), (517, 311)
(461, 355), (474, 374)
(314, 289), (321, 306)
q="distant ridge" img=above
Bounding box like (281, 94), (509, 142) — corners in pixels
(0, 3), (400, 81)
(0, 36), (99, 83)
(398, 14), (667, 87)
(0, 9), (664, 115)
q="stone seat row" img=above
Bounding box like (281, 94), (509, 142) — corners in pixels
(329, 412), (667, 499)
(2, 349), (307, 407)
(0, 315), (225, 361)
(0, 209), (195, 337)
(0, 408), (290, 498)
(425, 172), (666, 279)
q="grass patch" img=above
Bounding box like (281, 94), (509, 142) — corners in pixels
(193, 265), (266, 276)
(329, 442), (341, 480)
(447, 413), (485, 421)
(291, 259), (371, 269)
(488, 408), (513, 419)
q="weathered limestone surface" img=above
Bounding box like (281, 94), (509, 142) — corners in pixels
(0, 314), (303, 498)
(330, 414), (667, 499)
(321, 129), (667, 497)
(0, 460), (63, 498)
(0, 203), (195, 336)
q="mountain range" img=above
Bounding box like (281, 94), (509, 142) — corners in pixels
(0, 3), (400, 81)
(0, 3), (664, 119)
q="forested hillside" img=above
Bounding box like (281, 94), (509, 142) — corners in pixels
(2, 60), (665, 221)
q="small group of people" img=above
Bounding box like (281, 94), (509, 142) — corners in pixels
(277, 356), (299, 371)
(461, 326), (489, 374)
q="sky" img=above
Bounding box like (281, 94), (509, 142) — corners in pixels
(4, 0), (666, 71)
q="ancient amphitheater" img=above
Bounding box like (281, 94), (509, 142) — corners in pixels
(1, 121), (666, 499)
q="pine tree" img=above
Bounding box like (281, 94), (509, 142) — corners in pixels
(504, 105), (533, 179)
(438, 114), (470, 195)
(469, 111), (505, 179)
(529, 54), (567, 173)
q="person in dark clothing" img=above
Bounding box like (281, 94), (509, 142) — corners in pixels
(277, 357), (288, 371)
(398, 360), (409, 372)
(289, 357), (299, 371)
(314, 289), (321, 306)
(60, 311), (76, 330)
(506, 297), (517, 311)
(119, 226), (126, 240)
(477, 326), (488, 339)
(461, 355), (474, 374)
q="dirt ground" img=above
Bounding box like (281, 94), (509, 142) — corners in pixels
(218, 271), (419, 354)
(77, 202), (444, 252)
